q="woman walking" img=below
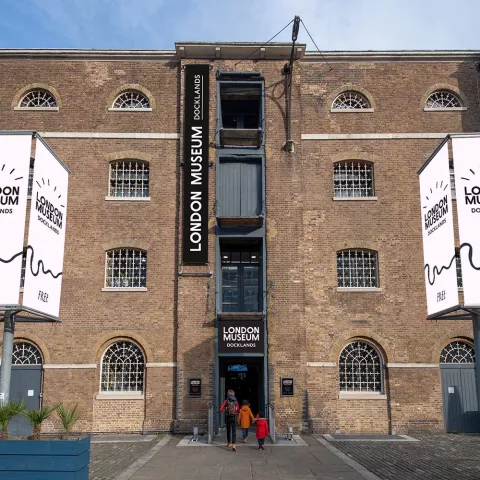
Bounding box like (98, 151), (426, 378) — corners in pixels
(220, 389), (240, 451)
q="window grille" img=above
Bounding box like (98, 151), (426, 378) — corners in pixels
(20, 90), (57, 108)
(455, 250), (462, 288)
(334, 161), (374, 198)
(337, 250), (379, 288)
(105, 249), (147, 288)
(12, 342), (42, 365)
(100, 341), (144, 392)
(425, 91), (462, 109)
(449, 159), (456, 197)
(113, 91), (150, 109)
(109, 161), (149, 198)
(20, 251), (27, 288)
(440, 341), (475, 363)
(332, 91), (371, 110)
(339, 341), (382, 392)
(28, 158), (34, 196)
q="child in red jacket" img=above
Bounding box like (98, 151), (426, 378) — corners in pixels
(255, 411), (269, 450)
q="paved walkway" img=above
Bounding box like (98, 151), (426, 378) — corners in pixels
(331, 434), (480, 480)
(126, 435), (371, 480)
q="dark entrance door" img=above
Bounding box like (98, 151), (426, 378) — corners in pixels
(219, 357), (263, 427)
(8, 341), (43, 437)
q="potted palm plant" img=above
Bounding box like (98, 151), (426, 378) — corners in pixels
(0, 402), (90, 480)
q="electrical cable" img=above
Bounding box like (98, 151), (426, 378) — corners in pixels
(300, 19), (333, 71)
(234, 19), (294, 69)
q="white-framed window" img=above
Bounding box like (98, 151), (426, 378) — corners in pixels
(19, 89), (57, 108)
(12, 341), (42, 365)
(108, 160), (150, 198)
(332, 91), (371, 110)
(112, 91), (150, 110)
(100, 341), (145, 393)
(105, 248), (147, 288)
(440, 341), (475, 363)
(337, 249), (379, 288)
(339, 341), (382, 392)
(334, 161), (374, 198)
(455, 249), (462, 288)
(425, 91), (463, 110)
(27, 157), (34, 197)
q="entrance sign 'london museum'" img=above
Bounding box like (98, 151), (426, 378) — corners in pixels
(418, 142), (458, 317)
(0, 134), (31, 306)
(452, 136), (480, 306)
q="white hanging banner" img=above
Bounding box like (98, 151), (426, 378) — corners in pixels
(419, 142), (458, 316)
(452, 136), (480, 306)
(23, 138), (69, 318)
(0, 134), (32, 306)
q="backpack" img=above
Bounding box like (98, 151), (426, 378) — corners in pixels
(226, 398), (237, 416)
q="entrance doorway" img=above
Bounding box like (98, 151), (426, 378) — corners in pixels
(219, 357), (264, 427)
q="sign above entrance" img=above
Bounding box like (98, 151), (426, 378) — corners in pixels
(228, 364), (248, 372)
(218, 320), (264, 354)
(182, 64), (209, 264)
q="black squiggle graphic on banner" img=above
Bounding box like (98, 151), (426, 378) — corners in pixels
(424, 242), (480, 286)
(0, 245), (62, 279)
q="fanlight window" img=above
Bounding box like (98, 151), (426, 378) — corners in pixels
(101, 341), (145, 392)
(109, 160), (149, 198)
(20, 90), (57, 108)
(440, 341), (475, 363)
(339, 341), (382, 392)
(425, 91), (462, 109)
(337, 249), (379, 288)
(332, 91), (371, 110)
(334, 161), (374, 198)
(105, 248), (147, 288)
(113, 91), (150, 109)
(12, 342), (42, 365)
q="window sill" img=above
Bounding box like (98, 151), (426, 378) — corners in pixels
(101, 287), (147, 292)
(14, 107), (59, 112)
(337, 287), (382, 293)
(96, 393), (144, 400)
(333, 197), (377, 201)
(108, 108), (152, 112)
(20, 287), (24, 292)
(339, 392), (386, 400)
(458, 288), (464, 292)
(105, 196), (151, 201)
(424, 107), (467, 112)
(330, 108), (374, 113)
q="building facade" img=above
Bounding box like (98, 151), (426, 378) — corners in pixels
(1, 44), (480, 435)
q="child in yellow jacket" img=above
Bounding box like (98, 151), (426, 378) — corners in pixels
(238, 400), (255, 443)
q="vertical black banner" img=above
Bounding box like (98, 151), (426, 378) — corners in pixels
(183, 64), (209, 264)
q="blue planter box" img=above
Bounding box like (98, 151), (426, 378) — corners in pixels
(0, 436), (90, 480)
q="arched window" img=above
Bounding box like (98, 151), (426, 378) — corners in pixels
(109, 160), (150, 198)
(425, 91), (462, 109)
(332, 91), (371, 110)
(112, 91), (150, 109)
(12, 342), (42, 365)
(440, 341), (475, 363)
(105, 248), (147, 288)
(337, 249), (379, 288)
(19, 89), (57, 108)
(339, 341), (382, 392)
(100, 341), (145, 392)
(334, 161), (374, 198)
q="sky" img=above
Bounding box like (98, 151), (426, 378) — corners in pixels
(0, 0), (478, 51)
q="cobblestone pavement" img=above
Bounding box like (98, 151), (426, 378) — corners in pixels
(330, 434), (480, 480)
(89, 436), (162, 480)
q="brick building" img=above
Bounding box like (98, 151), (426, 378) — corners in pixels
(1, 44), (479, 435)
